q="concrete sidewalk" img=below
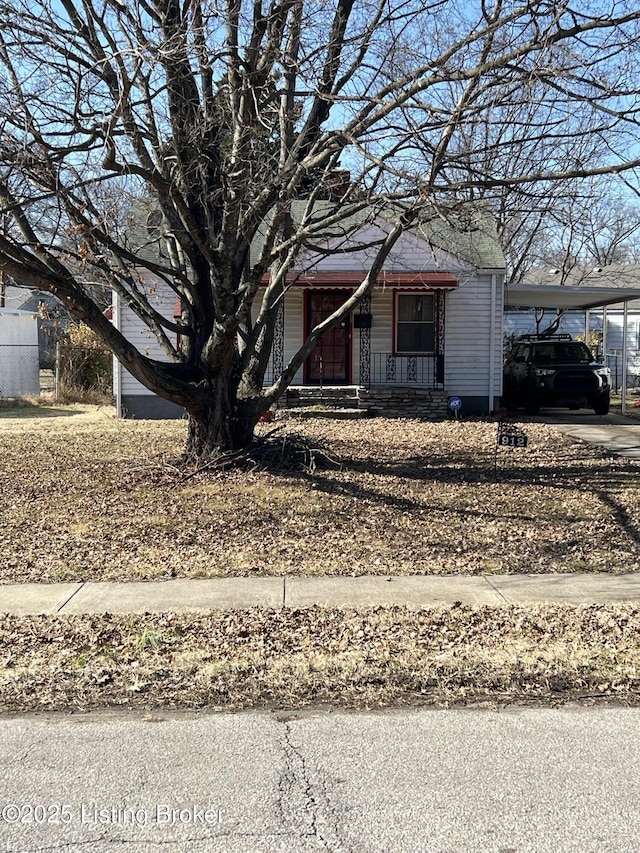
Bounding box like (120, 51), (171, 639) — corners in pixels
(555, 422), (640, 460)
(2, 573), (640, 615)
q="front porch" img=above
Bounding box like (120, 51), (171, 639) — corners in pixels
(369, 353), (444, 388)
(262, 286), (447, 390)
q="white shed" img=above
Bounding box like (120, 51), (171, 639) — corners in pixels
(0, 309), (40, 398)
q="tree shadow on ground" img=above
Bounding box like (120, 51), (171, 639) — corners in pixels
(325, 451), (640, 490)
(0, 405), (84, 419)
(302, 470), (542, 523)
(260, 431), (640, 556)
(594, 489), (640, 548)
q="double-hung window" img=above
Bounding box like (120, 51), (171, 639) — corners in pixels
(396, 293), (435, 353)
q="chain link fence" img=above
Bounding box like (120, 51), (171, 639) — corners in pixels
(0, 341), (112, 401)
(0, 344), (40, 398)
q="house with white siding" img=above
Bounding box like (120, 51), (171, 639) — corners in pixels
(113, 204), (506, 418)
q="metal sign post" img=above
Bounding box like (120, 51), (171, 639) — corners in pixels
(494, 420), (528, 477)
(448, 396), (462, 419)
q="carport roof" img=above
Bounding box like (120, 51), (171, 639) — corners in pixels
(504, 283), (640, 310)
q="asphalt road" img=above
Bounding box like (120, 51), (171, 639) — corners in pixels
(1, 706), (640, 852)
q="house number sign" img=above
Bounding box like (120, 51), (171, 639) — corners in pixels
(496, 423), (528, 448)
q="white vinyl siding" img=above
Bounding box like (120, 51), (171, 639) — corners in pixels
(601, 309), (640, 353)
(302, 223), (467, 275)
(504, 306), (640, 354)
(444, 274), (503, 397)
(113, 280), (178, 397)
(281, 288), (304, 385)
(251, 288), (304, 384)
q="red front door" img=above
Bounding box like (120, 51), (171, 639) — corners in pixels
(306, 290), (351, 384)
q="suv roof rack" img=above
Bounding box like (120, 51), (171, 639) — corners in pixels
(516, 333), (573, 341)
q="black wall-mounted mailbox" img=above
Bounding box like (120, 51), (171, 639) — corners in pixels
(354, 313), (372, 329)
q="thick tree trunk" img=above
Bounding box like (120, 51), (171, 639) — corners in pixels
(180, 328), (270, 460)
(184, 387), (264, 461)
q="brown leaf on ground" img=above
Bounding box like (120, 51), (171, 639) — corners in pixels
(2, 606), (640, 712)
(1, 409), (639, 582)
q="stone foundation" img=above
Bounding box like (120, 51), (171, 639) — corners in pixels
(283, 387), (358, 409)
(356, 386), (449, 418)
(282, 385), (455, 418)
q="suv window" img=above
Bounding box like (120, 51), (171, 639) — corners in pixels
(530, 342), (593, 363)
(532, 344), (555, 363)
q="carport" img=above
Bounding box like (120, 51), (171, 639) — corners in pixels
(504, 283), (640, 413)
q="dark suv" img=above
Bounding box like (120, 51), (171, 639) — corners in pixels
(503, 334), (610, 415)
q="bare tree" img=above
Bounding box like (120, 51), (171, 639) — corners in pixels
(2, 0), (640, 458)
(503, 179), (640, 283)
(420, 54), (640, 284)
(557, 187), (640, 268)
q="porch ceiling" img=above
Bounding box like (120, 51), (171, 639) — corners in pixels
(505, 283), (640, 310)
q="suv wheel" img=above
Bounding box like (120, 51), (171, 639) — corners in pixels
(593, 394), (610, 416)
(524, 401), (540, 415)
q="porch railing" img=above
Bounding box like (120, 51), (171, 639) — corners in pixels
(261, 353), (444, 389)
(370, 353), (443, 388)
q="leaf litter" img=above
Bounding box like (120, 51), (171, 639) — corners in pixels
(2, 409), (640, 709)
(1, 413), (640, 581)
(2, 605), (640, 712)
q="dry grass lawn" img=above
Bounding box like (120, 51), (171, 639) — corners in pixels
(1, 404), (640, 582)
(3, 404), (640, 711)
(2, 605), (640, 711)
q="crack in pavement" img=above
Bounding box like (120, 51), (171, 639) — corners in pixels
(0, 738), (45, 768)
(275, 721), (344, 851)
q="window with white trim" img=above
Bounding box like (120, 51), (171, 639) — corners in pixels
(396, 293), (435, 353)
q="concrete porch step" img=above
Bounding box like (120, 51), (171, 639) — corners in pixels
(284, 407), (368, 420)
(284, 386), (360, 409)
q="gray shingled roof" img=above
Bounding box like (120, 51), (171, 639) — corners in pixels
(126, 197), (505, 273)
(251, 199), (505, 271)
(410, 204), (505, 270)
(524, 264), (640, 310)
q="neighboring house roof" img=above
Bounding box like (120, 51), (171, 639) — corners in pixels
(3, 284), (35, 310)
(3, 285), (67, 315)
(0, 307), (38, 317)
(509, 265), (640, 311)
(527, 263), (640, 289)
(505, 282), (640, 311)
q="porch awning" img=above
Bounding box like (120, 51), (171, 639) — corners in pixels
(278, 271), (459, 288)
(505, 283), (640, 310)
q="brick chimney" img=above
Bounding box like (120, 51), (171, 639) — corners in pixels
(325, 170), (351, 200)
